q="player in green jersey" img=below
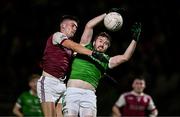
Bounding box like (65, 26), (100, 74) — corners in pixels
(12, 74), (43, 117)
(62, 12), (142, 117)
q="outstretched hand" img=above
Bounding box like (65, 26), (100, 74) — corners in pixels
(92, 51), (109, 63)
(131, 22), (142, 42)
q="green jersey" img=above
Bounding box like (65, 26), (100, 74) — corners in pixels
(70, 44), (110, 89)
(16, 90), (43, 116)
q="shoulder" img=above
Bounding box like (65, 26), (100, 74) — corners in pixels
(53, 32), (67, 39)
(23, 91), (31, 95)
(18, 91), (30, 98)
(143, 93), (153, 100)
(121, 91), (138, 99)
(123, 91), (132, 96)
(118, 92), (130, 99)
(52, 32), (68, 45)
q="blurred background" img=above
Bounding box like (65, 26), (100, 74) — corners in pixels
(0, 0), (180, 116)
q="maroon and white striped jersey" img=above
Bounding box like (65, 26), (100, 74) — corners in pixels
(41, 32), (73, 78)
(115, 91), (157, 116)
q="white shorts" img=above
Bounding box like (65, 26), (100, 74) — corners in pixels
(63, 87), (97, 117)
(37, 76), (66, 103)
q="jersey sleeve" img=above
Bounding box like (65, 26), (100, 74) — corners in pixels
(115, 94), (126, 107)
(52, 32), (68, 45)
(147, 96), (156, 111)
(16, 94), (23, 108)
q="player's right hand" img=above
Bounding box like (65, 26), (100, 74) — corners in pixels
(92, 51), (109, 63)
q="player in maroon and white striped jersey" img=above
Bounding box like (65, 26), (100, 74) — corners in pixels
(37, 15), (109, 117)
(112, 76), (158, 117)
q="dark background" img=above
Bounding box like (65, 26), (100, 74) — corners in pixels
(0, 0), (180, 116)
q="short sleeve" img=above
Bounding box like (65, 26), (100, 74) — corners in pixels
(16, 95), (23, 108)
(147, 96), (156, 111)
(115, 94), (126, 107)
(52, 32), (68, 45)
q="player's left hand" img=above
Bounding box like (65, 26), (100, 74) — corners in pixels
(131, 22), (142, 42)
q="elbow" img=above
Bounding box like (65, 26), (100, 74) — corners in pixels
(124, 58), (129, 62)
(153, 109), (158, 116)
(122, 56), (130, 62)
(150, 109), (158, 117)
(112, 106), (121, 117)
(112, 106), (115, 112)
(86, 22), (94, 29)
(123, 53), (133, 62)
(86, 23), (91, 28)
(12, 107), (17, 115)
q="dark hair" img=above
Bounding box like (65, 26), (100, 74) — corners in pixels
(94, 32), (112, 46)
(28, 74), (40, 82)
(133, 75), (146, 82)
(59, 15), (79, 25)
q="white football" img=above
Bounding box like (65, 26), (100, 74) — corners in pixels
(104, 12), (123, 32)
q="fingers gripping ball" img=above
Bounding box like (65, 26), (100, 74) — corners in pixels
(104, 12), (123, 32)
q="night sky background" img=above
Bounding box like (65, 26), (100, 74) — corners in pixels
(1, 0), (180, 116)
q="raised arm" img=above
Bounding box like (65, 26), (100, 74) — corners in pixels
(109, 40), (137, 69)
(63, 39), (93, 55)
(52, 32), (92, 55)
(109, 22), (142, 69)
(52, 32), (109, 62)
(80, 13), (107, 45)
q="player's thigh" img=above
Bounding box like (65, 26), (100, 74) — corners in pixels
(79, 90), (97, 117)
(63, 88), (81, 116)
(63, 97), (79, 116)
(37, 76), (66, 103)
(79, 101), (96, 117)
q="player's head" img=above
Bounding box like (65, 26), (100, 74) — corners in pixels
(93, 32), (111, 53)
(59, 15), (79, 38)
(132, 76), (146, 94)
(28, 74), (40, 92)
